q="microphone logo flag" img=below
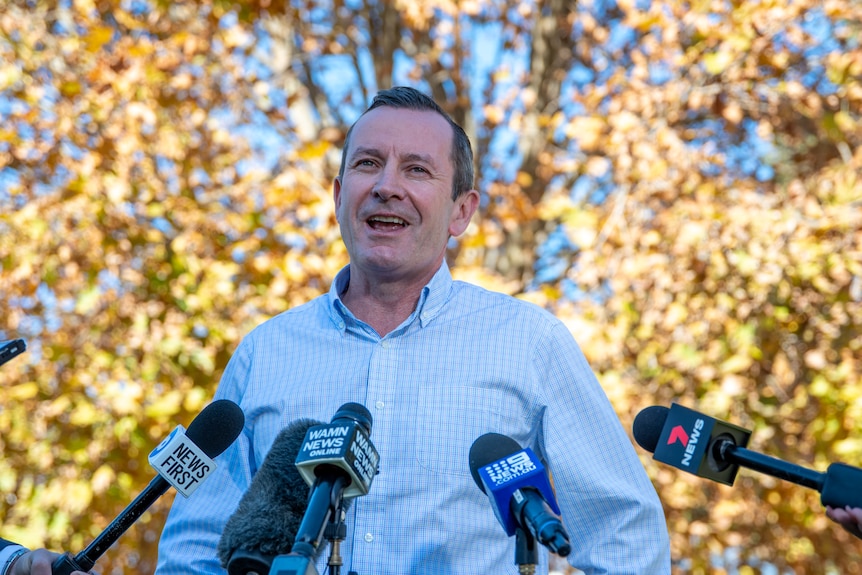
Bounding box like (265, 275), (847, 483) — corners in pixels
(653, 403), (751, 485)
(149, 425), (216, 497)
(475, 447), (560, 536)
(294, 419), (379, 498)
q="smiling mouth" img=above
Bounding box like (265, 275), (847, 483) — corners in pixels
(367, 216), (408, 231)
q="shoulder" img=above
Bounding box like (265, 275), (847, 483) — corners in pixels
(451, 281), (561, 326)
(243, 294), (330, 342)
(445, 281), (582, 355)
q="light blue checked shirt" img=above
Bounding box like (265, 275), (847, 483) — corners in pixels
(156, 263), (670, 575)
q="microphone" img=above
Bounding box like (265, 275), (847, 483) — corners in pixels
(633, 403), (862, 509)
(217, 419), (323, 575)
(468, 433), (572, 558)
(269, 402), (380, 574)
(52, 399), (245, 575)
(0, 338), (26, 367)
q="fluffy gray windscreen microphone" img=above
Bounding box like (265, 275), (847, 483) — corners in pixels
(217, 418), (323, 571)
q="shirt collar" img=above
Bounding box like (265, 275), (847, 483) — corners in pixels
(327, 262), (453, 333)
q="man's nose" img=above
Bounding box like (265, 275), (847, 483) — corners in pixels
(372, 166), (406, 201)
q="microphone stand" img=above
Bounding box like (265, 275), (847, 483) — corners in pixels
(515, 526), (537, 575)
(324, 506), (348, 575)
(269, 474), (349, 575)
(52, 476), (171, 574)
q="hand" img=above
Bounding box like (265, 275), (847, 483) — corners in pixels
(826, 505), (862, 540)
(8, 549), (90, 575)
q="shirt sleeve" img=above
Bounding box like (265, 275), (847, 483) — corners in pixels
(0, 541), (27, 575)
(538, 322), (671, 574)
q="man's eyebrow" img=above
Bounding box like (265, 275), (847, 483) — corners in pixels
(400, 152), (437, 167)
(349, 147), (439, 169)
(349, 146), (383, 160)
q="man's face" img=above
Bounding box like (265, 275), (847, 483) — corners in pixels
(334, 106), (477, 283)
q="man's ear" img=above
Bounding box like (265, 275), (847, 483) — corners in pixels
(333, 176), (342, 218)
(449, 189), (480, 237)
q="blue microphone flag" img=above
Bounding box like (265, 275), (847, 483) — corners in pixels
(475, 447), (560, 536)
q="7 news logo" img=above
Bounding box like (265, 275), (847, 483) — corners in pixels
(653, 404), (748, 485)
(666, 418), (705, 467)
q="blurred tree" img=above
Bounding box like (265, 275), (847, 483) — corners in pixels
(0, 0), (860, 573)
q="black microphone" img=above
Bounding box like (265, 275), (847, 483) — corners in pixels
(217, 419), (323, 575)
(52, 399), (245, 575)
(468, 433), (572, 559)
(268, 403), (380, 574)
(0, 338), (26, 367)
(633, 404), (862, 509)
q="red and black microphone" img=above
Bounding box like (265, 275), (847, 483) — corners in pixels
(633, 403), (862, 509)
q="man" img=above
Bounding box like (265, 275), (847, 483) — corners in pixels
(0, 539), (89, 575)
(155, 86), (671, 574)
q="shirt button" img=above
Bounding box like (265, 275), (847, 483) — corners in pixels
(364, 533), (374, 543)
(381, 341), (390, 348)
(375, 401), (385, 410)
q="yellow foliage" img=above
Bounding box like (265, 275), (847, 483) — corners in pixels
(144, 391), (185, 418)
(564, 116), (606, 151)
(297, 140), (331, 160)
(2, 0), (861, 573)
(84, 25), (113, 53)
(8, 382), (39, 401)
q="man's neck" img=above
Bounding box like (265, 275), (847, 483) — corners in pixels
(341, 268), (436, 337)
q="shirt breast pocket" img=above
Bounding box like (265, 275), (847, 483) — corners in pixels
(415, 386), (503, 476)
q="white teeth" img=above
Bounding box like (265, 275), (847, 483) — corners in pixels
(370, 216), (406, 225)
